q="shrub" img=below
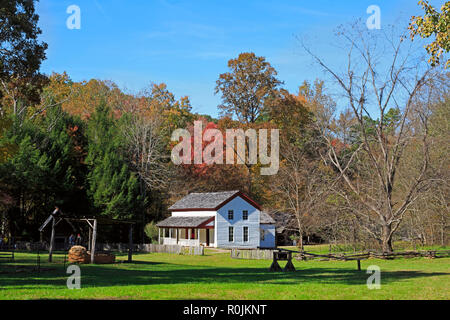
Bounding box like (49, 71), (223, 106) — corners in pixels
(144, 222), (158, 243)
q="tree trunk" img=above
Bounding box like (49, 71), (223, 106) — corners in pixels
(298, 231), (304, 251)
(140, 179), (145, 245)
(381, 224), (393, 253)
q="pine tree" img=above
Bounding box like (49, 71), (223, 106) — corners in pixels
(86, 103), (141, 220)
(0, 106), (86, 238)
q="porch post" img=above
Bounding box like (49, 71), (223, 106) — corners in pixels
(197, 228), (200, 246)
(158, 227), (161, 244)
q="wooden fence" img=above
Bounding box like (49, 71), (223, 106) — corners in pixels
(231, 248), (450, 260)
(231, 248), (274, 260)
(9, 242), (204, 255)
(142, 244), (204, 255)
(297, 250), (450, 260)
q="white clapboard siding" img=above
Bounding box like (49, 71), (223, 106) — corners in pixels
(216, 195), (260, 248)
(259, 224), (276, 248)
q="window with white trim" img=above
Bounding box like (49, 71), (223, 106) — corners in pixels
(242, 210), (248, 220)
(228, 210), (234, 220)
(243, 226), (249, 242)
(228, 226), (234, 242)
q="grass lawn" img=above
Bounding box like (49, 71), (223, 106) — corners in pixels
(0, 248), (449, 300)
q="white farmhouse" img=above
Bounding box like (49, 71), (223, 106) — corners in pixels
(156, 190), (276, 248)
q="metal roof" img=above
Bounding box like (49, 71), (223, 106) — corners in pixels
(156, 215), (214, 228)
(168, 190), (241, 210)
(260, 211), (276, 224)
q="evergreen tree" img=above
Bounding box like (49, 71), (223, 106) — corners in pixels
(86, 103), (142, 220)
(0, 106), (87, 238)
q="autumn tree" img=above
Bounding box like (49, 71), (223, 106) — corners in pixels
(215, 52), (282, 124)
(409, 0), (450, 67)
(213, 53), (282, 198)
(265, 87), (312, 146)
(138, 83), (194, 141)
(169, 117), (250, 203)
(62, 78), (120, 120)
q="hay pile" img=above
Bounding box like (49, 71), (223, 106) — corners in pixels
(68, 246), (90, 263)
(68, 246), (116, 264)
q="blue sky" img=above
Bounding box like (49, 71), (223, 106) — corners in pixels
(36, 0), (443, 118)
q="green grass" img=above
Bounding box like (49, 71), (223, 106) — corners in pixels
(0, 249), (449, 300)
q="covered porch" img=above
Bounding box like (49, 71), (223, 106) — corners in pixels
(156, 216), (215, 247)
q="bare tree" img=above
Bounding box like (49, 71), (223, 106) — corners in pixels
(303, 22), (435, 252)
(123, 113), (169, 191)
(401, 74), (450, 247)
(122, 111), (170, 243)
(272, 144), (331, 250)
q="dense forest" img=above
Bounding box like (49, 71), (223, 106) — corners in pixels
(0, 0), (448, 252)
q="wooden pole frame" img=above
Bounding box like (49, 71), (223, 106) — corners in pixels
(128, 224), (133, 263)
(48, 217), (56, 262)
(91, 219), (97, 264)
(40, 213), (136, 264)
(88, 227), (92, 251)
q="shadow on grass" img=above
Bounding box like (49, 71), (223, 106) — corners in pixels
(1, 257), (448, 290)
